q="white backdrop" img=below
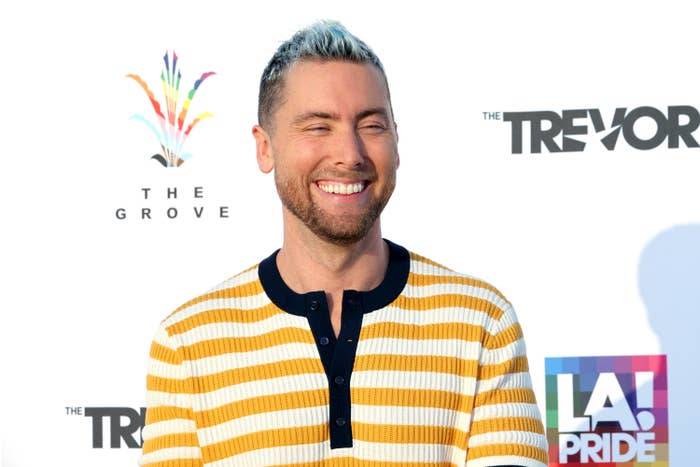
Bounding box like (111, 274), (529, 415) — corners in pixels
(1, 1), (697, 465)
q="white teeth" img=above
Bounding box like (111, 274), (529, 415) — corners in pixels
(318, 182), (365, 194)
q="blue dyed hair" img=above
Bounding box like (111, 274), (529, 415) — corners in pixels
(257, 20), (391, 130)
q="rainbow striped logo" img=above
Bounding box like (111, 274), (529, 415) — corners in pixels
(127, 52), (215, 167)
(545, 355), (668, 466)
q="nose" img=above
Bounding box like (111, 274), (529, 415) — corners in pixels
(332, 128), (366, 169)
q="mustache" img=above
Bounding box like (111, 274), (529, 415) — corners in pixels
(311, 167), (377, 181)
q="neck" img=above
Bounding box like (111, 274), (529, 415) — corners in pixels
(276, 215), (389, 294)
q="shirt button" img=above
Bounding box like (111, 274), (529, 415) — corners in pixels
(309, 300), (319, 311)
(335, 417), (346, 426)
(334, 376), (345, 385)
(319, 337), (330, 346)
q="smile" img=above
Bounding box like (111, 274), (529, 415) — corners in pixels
(317, 181), (366, 195)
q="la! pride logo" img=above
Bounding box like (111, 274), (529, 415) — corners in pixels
(545, 355), (668, 466)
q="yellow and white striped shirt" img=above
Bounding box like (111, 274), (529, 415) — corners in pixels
(140, 240), (547, 466)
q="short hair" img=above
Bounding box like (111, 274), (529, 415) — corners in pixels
(257, 20), (391, 131)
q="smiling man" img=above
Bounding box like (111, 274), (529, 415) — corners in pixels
(140, 21), (547, 467)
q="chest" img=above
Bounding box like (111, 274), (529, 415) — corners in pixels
(182, 308), (482, 465)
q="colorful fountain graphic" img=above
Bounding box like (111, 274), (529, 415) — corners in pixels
(127, 52), (215, 167)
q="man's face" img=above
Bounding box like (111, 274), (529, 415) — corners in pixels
(258, 60), (399, 246)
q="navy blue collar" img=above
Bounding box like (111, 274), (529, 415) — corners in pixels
(258, 239), (410, 316)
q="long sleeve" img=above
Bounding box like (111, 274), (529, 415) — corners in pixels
(140, 324), (203, 467)
(465, 304), (548, 467)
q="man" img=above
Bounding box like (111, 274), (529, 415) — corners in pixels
(140, 21), (547, 467)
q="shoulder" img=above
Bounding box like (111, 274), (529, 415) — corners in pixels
(405, 249), (515, 324)
(160, 262), (265, 334)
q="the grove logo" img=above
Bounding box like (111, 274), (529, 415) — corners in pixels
(545, 355), (668, 466)
(127, 51), (215, 167)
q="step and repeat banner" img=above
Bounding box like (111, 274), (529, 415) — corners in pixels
(1, 1), (697, 466)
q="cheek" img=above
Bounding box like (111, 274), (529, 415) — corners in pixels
(284, 138), (327, 167)
(370, 142), (399, 170)
(273, 141), (322, 174)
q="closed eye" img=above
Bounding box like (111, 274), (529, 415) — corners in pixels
(360, 123), (388, 133)
(305, 125), (330, 133)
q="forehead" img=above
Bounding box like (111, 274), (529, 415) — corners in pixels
(277, 60), (390, 117)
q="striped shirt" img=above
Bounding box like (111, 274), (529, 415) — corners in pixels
(140, 240), (547, 466)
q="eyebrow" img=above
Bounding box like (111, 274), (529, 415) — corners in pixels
(292, 111), (339, 126)
(356, 107), (390, 122)
(291, 107), (390, 126)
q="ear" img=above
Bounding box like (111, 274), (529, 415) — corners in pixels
(252, 125), (274, 173)
(394, 121), (400, 168)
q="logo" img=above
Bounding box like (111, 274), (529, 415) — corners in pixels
(114, 52), (230, 221)
(483, 106), (700, 153)
(66, 406), (145, 448)
(545, 355), (668, 466)
(127, 51), (215, 167)
(113, 185), (230, 220)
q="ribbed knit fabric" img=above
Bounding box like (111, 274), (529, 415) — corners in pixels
(140, 243), (547, 467)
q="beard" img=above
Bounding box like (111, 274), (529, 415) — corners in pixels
(275, 167), (395, 246)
